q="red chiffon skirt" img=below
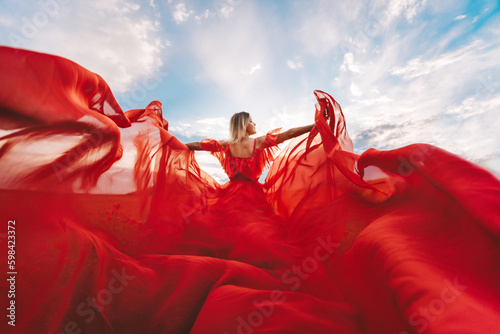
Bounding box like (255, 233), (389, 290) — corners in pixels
(1, 46), (500, 334)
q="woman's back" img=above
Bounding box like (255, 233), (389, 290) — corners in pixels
(228, 137), (257, 158)
(200, 129), (281, 181)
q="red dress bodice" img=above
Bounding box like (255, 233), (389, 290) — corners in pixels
(200, 129), (281, 181)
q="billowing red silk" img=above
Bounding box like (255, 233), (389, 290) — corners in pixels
(1, 46), (499, 334)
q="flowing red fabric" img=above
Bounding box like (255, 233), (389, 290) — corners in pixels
(1, 46), (499, 334)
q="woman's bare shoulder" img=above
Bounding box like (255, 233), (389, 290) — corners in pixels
(255, 135), (266, 148)
(217, 140), (229, 148)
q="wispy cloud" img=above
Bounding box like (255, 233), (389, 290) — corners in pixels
(194, 9), (216, 23)
(241, 63), (262, 75)
(380, 0), (427, 24)
(172, 2), (193, 23)
(389, 41), (480, 79)
(341, 53), (362, 73)
(286, 59), (303, 70)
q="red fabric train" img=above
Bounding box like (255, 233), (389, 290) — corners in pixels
(1, 46), (499, 334)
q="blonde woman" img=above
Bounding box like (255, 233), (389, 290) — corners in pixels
(183, 111), (313, 268)
(186, 111), (313, 182)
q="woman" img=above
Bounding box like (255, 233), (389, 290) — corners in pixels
(2, 47), (500, 334)
(170, 112), (315, 268)
(185, 111), (314, 181)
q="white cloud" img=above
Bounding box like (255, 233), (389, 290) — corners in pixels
(173, 2), (193, 23)
(241, 63), (262, 75)
(171, 117), (229, 139)
(187, 2), (270, 99)
(2, 0), (165, 94)
(352, 92), (500, 175)
(286, 59), (303, 70)
(454, 14), (467, 21)
(294, 1), (363, 57)
(211, 0), (242, 18)
(390, 40), (482, 80)
(219, 5), (234, 18)
(350, 83), (362, 97)
(379, 0), (427, 24)
(340, 53), (362, 73)
(194, 151), (229, 183)
(337, 33), (500, 175)
(170, 0), (240, 24)
(195, 9), (215, 23)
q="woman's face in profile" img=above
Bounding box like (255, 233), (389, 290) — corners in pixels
(246, 117), (256, 135)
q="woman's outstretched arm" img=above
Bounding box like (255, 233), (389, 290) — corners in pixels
(185, 142), (202, 150)
(275, 124), (314, 144)
(185, 140), (227, 151)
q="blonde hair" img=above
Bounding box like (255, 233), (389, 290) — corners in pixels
(229, 111), (250, 143)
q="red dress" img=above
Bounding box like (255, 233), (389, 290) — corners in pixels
(183, 131), (302, 268)
(1, 46), (500, 334)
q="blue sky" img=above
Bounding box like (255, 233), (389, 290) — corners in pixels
(1, 0), (499, 182)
